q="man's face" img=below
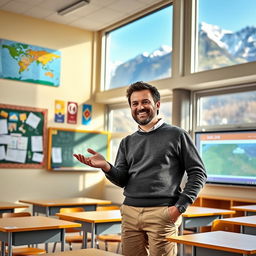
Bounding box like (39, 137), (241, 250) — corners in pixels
(130, 89), (160, 126)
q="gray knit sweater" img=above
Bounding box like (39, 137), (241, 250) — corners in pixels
(105, 123), (207, 209)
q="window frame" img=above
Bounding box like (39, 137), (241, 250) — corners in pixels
(107, 96), (172, 162)
(101, 2), (174, 91)
(192, 83), (256, 132)
(96, 0), (256, 106)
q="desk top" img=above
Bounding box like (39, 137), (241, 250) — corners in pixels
(217, 215), (256, 227)
(19, 197), (112, 207)
(183, 206), (235, 217)
(166, 231), (256, 254)
(0, 216), (81, 232)
(43, 248), (122, 256)
(56, 210), (121, 223)
(0, 201), (28, 209)
(231, 205), (256, 212)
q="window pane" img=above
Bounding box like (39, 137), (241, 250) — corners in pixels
(198, 90), (256, 126)
(110, 138), (122, 163)
(110, 101), (172, 132)
(105, 5), (172, 90)
(109, 100), (172, 161)
(110, 107), (137, 133)
(196, 0), (256, 72)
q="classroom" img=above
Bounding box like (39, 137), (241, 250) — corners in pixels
(0, 0), (256, 256)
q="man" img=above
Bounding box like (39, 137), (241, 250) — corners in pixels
(74, 81), (207, 256)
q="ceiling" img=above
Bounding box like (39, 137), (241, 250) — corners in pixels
(0, 0), (166, 31)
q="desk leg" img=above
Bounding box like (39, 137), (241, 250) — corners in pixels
(179, 220), (185, 256)
(192, 246), (196, 256)
(82, 232), (88, 249)
(46, 207), (49, 217)
(7, 233), (12, 256)
(45, 243), (48, 252)
(91, 223), (95, 248)
(61, 229), (65, 251)
(1, 241), (5, 256)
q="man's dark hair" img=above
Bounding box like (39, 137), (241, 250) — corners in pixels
(126, 81), (160, 106)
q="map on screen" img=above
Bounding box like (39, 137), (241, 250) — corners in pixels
(195, 131), (256, 186)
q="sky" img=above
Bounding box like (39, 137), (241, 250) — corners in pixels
(199, 0), (256, 32)
(108, 0), (256, 64)
(108, 5), (172, 64)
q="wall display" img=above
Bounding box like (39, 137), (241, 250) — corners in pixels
(0, 39), (61, 87)
(54, 100), (65, 123)
(195, 130), (256, 187)
(48, 127), (109, 171)
(67, 101), (78, 124)
(0, 104), (47, 168)
(82, 104), (92, 125)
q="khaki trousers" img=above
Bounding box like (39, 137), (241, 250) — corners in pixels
(120, 205), (181, 256)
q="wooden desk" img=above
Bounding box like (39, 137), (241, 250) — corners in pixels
(179, 206), (236, 256)
(217, 215), (256, 235)
(0, 201), (28, 215)
(0, 216), (81, 256)
(231, 205), (256, 216)
(42, 248), (122, 255)
(19, 197), (112, 216)
(167, 231), (256, 256)
(181, 206), (236, 233)
(56, 210), (121, 249)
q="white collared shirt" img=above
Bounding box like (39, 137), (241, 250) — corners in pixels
(138, 118), (164, 133)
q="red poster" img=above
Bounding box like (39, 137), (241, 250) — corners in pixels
(67, 102), (78, 124)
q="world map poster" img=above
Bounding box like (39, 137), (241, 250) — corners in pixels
(0, 39), (61, 87)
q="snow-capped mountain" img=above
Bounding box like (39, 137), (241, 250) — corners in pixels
(200, 22), (256, 63)
(109, 22), (256, 87)
(109, 45), (171, 88)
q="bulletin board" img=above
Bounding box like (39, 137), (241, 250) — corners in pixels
(0, 104), (48, 168)
(48, 127), (110, 171)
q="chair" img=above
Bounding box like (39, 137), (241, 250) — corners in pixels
(53, 207), (91, 251)
(96, 205), (121, 253)
(2, 212), (46, 256)
(211, 219), (236, 232)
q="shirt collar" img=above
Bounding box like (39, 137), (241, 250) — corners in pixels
(138, 118), (164, 133)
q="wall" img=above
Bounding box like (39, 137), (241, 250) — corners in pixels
(0, 11), (106, 206)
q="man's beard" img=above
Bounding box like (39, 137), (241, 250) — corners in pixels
(132, 109), (154, 125)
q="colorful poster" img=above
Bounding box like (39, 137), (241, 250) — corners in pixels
(0, 39), (61, 87)
(82, 104), (92, 125)
(55, 100), (65, 123)
(67, 102), (78, 124)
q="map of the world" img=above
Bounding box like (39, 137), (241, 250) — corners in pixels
(0, 39), (61, 87)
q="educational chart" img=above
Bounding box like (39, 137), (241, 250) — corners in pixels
(0, 39), (61, 87)
(48, 128), (109, 171)
(0, 104), (47, 168)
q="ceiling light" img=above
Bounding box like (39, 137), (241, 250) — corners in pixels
(57, 0), (90, 16)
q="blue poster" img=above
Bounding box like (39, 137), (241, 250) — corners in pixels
(82, 104), (92, 125)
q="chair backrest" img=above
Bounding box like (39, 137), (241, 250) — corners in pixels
(211, 219), (236, 232)
(59, 207), (84, 213)
(2, 212), (31, 218)
(96, 205), (120, 211)
(59, 207), (84, 233)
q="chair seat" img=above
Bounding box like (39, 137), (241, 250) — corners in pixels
(65, 234), (92, 243)
(97, 234), (121, 243)
(8, 247), (46, 256)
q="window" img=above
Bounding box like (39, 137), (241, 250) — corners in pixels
(108, 99), (172, 161)
(194, 85), (256, 129)
(104, 4), (173, 90)
(196, 0), (256, 72)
